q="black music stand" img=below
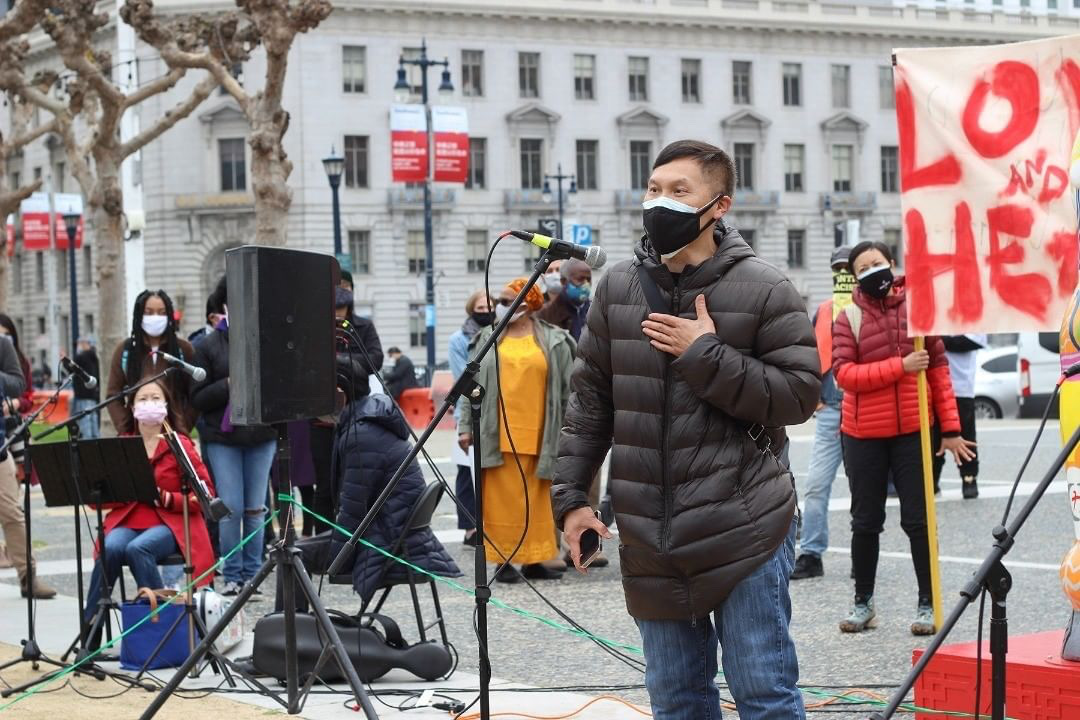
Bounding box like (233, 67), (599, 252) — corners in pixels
(38, 438), (159, 663)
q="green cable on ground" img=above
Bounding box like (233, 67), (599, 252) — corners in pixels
(0, 513), (277, 712)
(278, 494), (1017, 720)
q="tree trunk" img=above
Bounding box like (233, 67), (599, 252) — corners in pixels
(91, 160), (127, 388)
(249, 107), (292, 247)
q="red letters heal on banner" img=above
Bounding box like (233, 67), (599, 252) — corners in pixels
(1047, 231), (1080, 296)
(986, 204), (1052, 321)
(905, 204), (984, 333)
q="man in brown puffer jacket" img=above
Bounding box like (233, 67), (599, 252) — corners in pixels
(553, 140), (820, 720)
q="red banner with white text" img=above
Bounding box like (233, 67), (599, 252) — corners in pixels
(432, 106), (469, 184)
(894, 35), (1080, 335)
(19, 193), (51, 251)
(390, 104), (428, 183)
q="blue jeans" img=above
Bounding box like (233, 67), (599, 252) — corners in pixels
(635, 520), (804, 720)
(798, 405), (843, 558)
(84, 525), (177, 622)
(207, 441), (276, 583)
(455, 465), (477, 530)
(72, 398), (100, 439)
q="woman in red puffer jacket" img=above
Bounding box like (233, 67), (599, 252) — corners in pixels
(832, 241), (975, 638)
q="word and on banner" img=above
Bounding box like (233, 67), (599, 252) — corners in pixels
(390, 104), (469, 184)
(13, 192), (84, 255)
(894, 34), (1080, 335)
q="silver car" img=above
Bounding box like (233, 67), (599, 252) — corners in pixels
(973, 346), (1019, 419)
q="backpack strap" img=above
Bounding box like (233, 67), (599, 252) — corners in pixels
(635, 263), (669, 314)
(843, 304), (862, 341)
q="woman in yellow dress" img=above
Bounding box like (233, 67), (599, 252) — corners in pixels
(457, 277), (577, 582)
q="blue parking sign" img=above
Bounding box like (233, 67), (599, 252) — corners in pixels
(569, 224), (592, 246)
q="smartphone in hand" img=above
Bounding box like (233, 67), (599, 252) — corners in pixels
(579, 511), (603, 568)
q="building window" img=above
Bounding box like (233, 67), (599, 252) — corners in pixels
(82, 245), (92, 285)
(574, 54), (595, 100)
(343, 135), (368, 189)
(681, 59), (701, 103)
(84, 313), (94, 335)
(1049, 0), (1058, 9)
(348, 230), (370, 274)
(741, 229), (756, 251)
(733, 143), (755, 192)
(880, 146), (899, 193)
(879, 66), (895, 110)
(220, 61), (243, 95)
(342, 46), (365, 93)
(831, 64), (851, 109)
(628, 57), (649, 102)
(33, 167), (41, 181)
(523, 239), (543, 272)
(576, 140), (599, 190)
(782, 63), (801, 107)
(12, 254), (21, 295)
(58, 249), (68, 289)
(461, 49), (483, 97)
(784, 144), (805, 192)
(884, 228), (903, 268)
(466, 230), (488, 273)
(10, 172), (18, 190)
(832, 144), (854, 192)
(219, 138), (246, 191)
(518, 52), (540, 98)
(466, 138), (486, 190)
(55, 162), (65, 192)
(406, 230), (426, 275)
(35, 253), (44, 291)
(520, 138), (543, 190)
(409, 303), (426, 348)
(733, 61), (752, 105)
(787, 229), (806, 269)
(629, 140), (652, 191)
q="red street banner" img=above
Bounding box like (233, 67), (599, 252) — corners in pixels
(19, 193), (50, 251)
(5, 215), (13, 258)
(390, 104), (428, 183)
(432, 106), (469, 184)
(894, 35), (1080, 335)
(53, 193), (83, 250)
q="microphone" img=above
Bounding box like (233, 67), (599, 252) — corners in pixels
(510, 230), (607, 269)
(60, 356), (97, 390)
(160, 352), (207, 382)
(1064, 361), (1080, 379)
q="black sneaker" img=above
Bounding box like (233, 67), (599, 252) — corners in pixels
(790, 554), (824, 580)
(962, 476), (979, 499)
(493, 565), (522, 584)
(521, 563), (564, 580)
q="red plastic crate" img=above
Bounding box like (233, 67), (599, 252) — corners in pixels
(913, 630), (1080, 719)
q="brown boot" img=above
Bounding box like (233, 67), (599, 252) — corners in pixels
(19, 573), (57, 599)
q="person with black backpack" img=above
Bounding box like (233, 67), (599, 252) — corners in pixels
(933, 334), (987, 499)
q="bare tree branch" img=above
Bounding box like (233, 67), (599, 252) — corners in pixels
(0, 0), (50, 43)
(0, 179), (43, 219)
(8, 117), (59, 149)
(122, 66), (185, 110)
(122, 72), (217, 158)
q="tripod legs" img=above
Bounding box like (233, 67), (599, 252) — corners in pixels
(140, 544), (378, 720)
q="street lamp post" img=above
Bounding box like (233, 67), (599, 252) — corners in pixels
(63, 211), (79, 348)
(395, 39), (453, 382)
(322, 148), (345, 258)
(542, 163), (577, 240)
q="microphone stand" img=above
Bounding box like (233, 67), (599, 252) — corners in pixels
(326, 247), (562, 720)
(870, 423), (1080, 720)
(0, 376), (106, 692)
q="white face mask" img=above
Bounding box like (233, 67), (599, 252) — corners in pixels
(543, 272), (563, 295)
(494, 303), (524, 325)
(641, 195), (700, 214)
(142, 315), (169, 338)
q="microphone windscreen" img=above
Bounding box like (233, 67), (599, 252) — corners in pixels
(586, 245), (607, 269)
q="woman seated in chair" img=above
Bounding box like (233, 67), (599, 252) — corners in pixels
(84, 381), (216, 626)
(276, 368), (460, 611)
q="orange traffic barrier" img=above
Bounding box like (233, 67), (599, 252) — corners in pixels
(29, 389), (73, 423)
(398, 388), (434, 430)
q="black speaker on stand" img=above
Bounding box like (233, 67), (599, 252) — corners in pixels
(141, 246), (377, 719)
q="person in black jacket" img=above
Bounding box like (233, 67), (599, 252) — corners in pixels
(71, 336), (101, 439)
(384, 347), (419, 400)
(190, 276), (279, 596)
(275, 389), (460, 611)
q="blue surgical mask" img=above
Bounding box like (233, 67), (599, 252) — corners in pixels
(565, 282), (591, 305)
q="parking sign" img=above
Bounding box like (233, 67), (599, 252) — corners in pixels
(569, 224), (592, 246)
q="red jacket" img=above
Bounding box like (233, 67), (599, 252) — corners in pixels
(832, 277), (961, 439)
(100, 433), (217, 587)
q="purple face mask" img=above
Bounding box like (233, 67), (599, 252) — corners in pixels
(133, 401), (168, 426)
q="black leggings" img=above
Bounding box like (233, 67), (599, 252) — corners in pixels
(843, 432), (931, 601)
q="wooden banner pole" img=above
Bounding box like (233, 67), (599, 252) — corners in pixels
(914, 335), (944, 630)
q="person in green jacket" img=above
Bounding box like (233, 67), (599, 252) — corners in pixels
(457, 277), (576, 583)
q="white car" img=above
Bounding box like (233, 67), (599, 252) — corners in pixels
(973, 346), (1019, 419)
(1017, 332), (1062, 419)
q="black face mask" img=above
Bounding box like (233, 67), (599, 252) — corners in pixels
(471, 311), (495, 328)
(857, 266), (895, 299)
(641, 195), (722, 259)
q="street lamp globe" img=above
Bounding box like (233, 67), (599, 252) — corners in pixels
(569, 178), (578, 194)
(438, 65), (454, 98)
(394, 64), (410, 103)
(322, 147), (344, 188)
(541, 180), (553, 204)
(62, 210), (80, 240)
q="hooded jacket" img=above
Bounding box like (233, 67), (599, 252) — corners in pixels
(329, 394), (461, 600)
(831, 277), (961, 439)
(551, 224), (820, 621)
